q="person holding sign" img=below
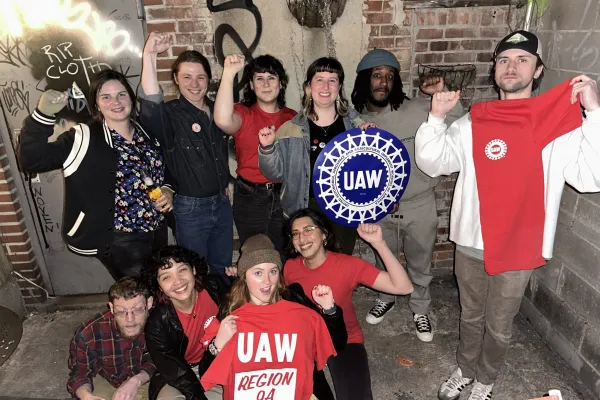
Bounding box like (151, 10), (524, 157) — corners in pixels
(18, 70), (173, 279)
(283, 208), (414, 400)
(351, 49), (463, 341)
(142, 246), (230, 400)
(415, 30), (600, 399)
(258, 57), (375, 255)
(214, 54), (296, 256)
(200, 234), (337, 400)
(139, 32), (233, 287)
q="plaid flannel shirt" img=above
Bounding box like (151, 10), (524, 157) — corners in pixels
(67, 310), (155, 397)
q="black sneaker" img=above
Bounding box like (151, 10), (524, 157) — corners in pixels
(366, 299), (395, 324)
(414, 313), (433, 342)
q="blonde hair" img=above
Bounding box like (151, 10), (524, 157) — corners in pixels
(225, 270), (288, 315)
(301, 57), (349, 122)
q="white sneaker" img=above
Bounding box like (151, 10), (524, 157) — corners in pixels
(414, 313), (433, 342)
(365, 299), (395, 324)
(468, 381), (493, 400)
(438, 368), (474, 400)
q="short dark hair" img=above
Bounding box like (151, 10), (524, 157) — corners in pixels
(171, 50), (212, 82)
(240, 55), (289, 109)
(142, 245), (209, 304)
(301, 57), (350, 121)
(490, 54), (545, 93)
(351, 67), (409, 113)
(285, 208), (342, 258)
(88, 69), (137, 121)
(108, 277), (150, 303)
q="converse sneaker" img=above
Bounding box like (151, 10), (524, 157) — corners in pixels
(413, 313), (433, 342)
(438, 368), (474, 400)
(468, 381), (493, 400)
(365, 299), (395, 324)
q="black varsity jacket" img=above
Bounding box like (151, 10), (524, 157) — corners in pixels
(17, 108), (174, 257)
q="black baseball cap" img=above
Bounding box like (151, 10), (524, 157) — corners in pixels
(493, 30), (542, 60)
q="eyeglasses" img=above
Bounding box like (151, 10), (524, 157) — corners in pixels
(113, 306), (147, 319)
(290, 225), (318, 240)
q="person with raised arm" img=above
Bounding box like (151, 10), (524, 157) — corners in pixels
(139, 32), (232, 286)
(415, 30), (600, 400)
(283, 208), (414, 400)
(214, 54), (295, 256)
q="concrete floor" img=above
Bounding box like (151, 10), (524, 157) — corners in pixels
(0, 278), (594, 400)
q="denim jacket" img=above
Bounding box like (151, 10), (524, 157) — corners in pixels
(258, 109), (364, 216)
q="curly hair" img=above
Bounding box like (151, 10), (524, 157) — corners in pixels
(240, 55), (289, 109)
(141, 245), (209, 304)
(225, 270), (288, 316)
(285, 208), (343, 258)
(350, 67), (409, 113)
(301, 57), (350, 122)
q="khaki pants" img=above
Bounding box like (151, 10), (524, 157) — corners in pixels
(455, 249), (532, 384)
(92, 375), (149, 400)
(374, 194), (439, 314)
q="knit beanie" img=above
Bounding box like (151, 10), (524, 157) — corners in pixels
(237, 234), (282, 277)
(356, 48), (401, 73)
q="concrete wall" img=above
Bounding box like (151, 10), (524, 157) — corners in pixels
(519, 1), (600, 398)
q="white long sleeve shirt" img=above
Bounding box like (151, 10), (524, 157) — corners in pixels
(415, 108), (600, 260)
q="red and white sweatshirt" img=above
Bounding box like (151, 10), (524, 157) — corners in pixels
(415, 81), (600, 275)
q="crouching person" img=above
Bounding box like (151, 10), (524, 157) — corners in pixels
(142, 246), (231, 399)
(67, 277), (154, 400)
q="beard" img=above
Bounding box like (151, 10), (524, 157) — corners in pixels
(117, 321), (145, 340)
(496, 74), (534, 94)
(368, 90), (390, 108)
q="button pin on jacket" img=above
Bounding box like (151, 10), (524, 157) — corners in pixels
(192, 123), (201, 133)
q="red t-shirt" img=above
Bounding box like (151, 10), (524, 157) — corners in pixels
(200, 300), (335, 400)
(470, 80), (582, 275)
(283, 252), (380, 344)
(175, 289), (219, 364)
(233, 103), (296, 183)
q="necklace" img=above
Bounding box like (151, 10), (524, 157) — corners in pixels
(313, 115), (338, 136)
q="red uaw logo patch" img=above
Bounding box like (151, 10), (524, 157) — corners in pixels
(485, 139), (507, 160)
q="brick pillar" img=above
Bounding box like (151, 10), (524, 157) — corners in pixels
(0, 141), (47, 305)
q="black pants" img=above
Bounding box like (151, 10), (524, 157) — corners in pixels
(233, 177), (285, 254)
(328, 343), (373, 400)
(309, 198), (357, 255)
(97, 223), (168, 279)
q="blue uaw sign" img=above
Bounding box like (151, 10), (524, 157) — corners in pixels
(312, 127), (411, 227)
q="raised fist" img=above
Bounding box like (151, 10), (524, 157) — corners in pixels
(143, 32), (172, 55)
(37, 90), (68, 116)
(431, 90), (461, 119)
(223, 54), (246, 78)
(258, 126), (276, 147)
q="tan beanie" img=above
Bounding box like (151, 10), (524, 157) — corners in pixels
(237, 234), (282, 277)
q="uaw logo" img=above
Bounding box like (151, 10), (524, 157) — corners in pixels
(313, 127), (411, 227)
(485, 139), (507, 160)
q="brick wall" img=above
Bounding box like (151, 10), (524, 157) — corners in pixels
(142, 0), (519, 272)
(363, 1), (520, 272)
(518, 1), (600, 397)
(0, 141), (47, 305)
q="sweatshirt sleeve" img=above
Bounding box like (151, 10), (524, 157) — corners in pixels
(415, 112), (465, 178)
(563, 108), (600, 192)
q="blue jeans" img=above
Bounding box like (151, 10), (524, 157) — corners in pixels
(173, 193), (233, 284)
